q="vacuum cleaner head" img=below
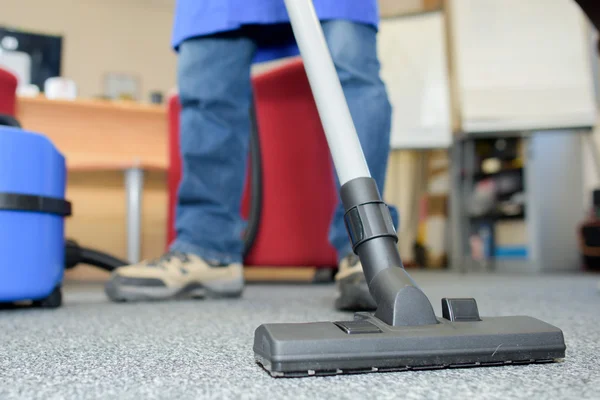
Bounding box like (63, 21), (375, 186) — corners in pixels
(252, 179), (566, 379)
(254, 299), (566, 377)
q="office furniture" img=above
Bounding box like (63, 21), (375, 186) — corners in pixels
(0, 67), (18, 115)
(450, 131), (588, 273)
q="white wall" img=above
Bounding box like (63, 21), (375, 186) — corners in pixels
(1, 0), (438, 101)
(1, 0), (177, 100)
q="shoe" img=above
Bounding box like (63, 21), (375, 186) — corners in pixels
(334, 253), (377, 311)
(104, 251), (244, 302)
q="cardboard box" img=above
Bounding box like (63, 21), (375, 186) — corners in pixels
(427, 194), (448, 216)
(494, 220), (529, 260)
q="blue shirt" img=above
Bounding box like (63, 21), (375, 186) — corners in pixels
(171, 0), (380, 62)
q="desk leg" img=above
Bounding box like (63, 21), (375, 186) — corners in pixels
(125, 167), (144, 263)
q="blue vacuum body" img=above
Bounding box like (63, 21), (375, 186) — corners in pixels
(0, 126), (71, 307)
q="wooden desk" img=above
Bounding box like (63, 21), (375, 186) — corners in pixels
(16, 96), (169, 280)
(17, 96), (168, 170)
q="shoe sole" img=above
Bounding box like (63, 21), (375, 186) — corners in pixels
(104, 276), (244, 302)
(335, 272), (377, 312)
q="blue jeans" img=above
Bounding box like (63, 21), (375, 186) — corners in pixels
(171, 20), (399, 265)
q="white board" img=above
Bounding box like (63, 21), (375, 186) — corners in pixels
(378, 12), (452, 149)
(448, 0), (597, 132)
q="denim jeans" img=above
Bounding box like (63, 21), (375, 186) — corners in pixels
(171, 20), (399, 265)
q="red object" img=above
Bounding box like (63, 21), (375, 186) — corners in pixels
(167, 59), (339, 267)
(0, 67), (18, 116)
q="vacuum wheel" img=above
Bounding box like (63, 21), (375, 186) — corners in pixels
(34, 286), (62, 309)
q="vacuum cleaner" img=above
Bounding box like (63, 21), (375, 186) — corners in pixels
(252, 0), (566, 377)
(0, 118), (129, 308)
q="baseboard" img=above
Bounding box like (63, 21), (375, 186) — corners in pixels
(64, 265), (335, 284)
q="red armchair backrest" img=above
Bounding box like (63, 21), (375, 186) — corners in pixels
(167, 59), (338, 267)
(0, 67), (18, 116)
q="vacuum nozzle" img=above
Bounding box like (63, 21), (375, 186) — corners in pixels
(253, 177), (566, 378)
(254, 310), (566, 377)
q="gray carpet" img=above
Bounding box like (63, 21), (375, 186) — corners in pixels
(1, 271), (599, 400)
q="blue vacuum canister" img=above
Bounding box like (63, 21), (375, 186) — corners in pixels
(0, 125), (71, 308)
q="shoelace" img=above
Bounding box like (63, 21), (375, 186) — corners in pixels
(346, 253), (360, 266)
(147, 251), (190, 267)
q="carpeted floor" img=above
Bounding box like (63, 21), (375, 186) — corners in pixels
(0, 271), (599, 400)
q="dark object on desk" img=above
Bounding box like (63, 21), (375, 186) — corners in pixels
(150, 91), (163, 104)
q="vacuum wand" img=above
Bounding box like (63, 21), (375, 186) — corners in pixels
(282, 0), (369, 185)
(283, 0), (437, 326)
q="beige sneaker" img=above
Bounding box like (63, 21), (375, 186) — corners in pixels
(334, 253), (377, 311)
(104, 251), (244, 302)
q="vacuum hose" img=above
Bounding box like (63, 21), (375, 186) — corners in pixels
(65, 240), (128, 271)
(242, 99), (263, 257)
(0, 114), (21, 128)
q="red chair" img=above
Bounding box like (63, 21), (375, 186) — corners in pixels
(167, 59), (339, 268)
(0, 67), (18, 117)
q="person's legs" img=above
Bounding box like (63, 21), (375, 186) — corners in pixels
(105, 31), (257, 302)
(170, 33), (257, 265)
(321, 20), (399, 310)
